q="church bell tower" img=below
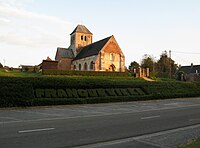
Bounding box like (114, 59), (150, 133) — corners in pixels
(69, 25), (93, 56)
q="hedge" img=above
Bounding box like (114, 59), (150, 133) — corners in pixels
(0, 76), (200, 107)
(42, 70), (130, 77)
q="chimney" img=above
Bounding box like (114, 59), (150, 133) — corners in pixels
(191, 63), (193, 68)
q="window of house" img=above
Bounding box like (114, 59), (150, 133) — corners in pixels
(84, 63), (87, 70)
(85, 36), (87, 41)
(81, 35), (83, 40)
(79, 64), (81, 70)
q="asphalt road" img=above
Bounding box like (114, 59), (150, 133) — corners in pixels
(1, 98), (200, 148)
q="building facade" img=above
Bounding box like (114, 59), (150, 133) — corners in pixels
(177, 63), (200, 81)
(55, 25), (125, 72)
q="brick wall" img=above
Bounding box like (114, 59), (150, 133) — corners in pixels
(58, 58), (72, 70)
(42, 60), (58, 70)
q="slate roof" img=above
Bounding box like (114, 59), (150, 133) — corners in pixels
(73, 36), (112, 61)
(70, 25), (92, 35)
(55, 48), (74, 60)
(178, 65), (200, 74)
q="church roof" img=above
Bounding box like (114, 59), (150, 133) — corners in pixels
(74, 36), (112, 61)
(70, 25), (93, 35)
(55, 48), (74, 60)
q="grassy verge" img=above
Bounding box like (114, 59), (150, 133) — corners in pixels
(179, 137), (200, 148)
(0, 70), (41, 77)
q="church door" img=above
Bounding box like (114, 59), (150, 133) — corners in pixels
(108, 64), (116, 72)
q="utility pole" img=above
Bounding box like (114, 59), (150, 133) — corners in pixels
(169, 50), (171, 79)
(3, 59), (5, 67)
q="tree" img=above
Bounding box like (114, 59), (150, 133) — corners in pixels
(141, 54), (155, 72)
(0, 63), (3, 68)
(155, 51), (178, 78)
(129, 61), (140, 72)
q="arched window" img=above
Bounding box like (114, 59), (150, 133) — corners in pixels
(84, 63), (87, 70)
(85, 36), (87, 41)
(74, 65), (76, 70)
(110, 53), (114, 61)
(79, 64), (81, 70)
(81, 35), (83, 40)
(90, 61), (94, 70)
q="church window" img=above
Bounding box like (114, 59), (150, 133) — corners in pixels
(79, 64), (81, 70)
(85, 36), (87, 41)
(81, 35), (83, 40)
(84, 63), (87, 70)
(110, 53), (114, 61)
(90, 61), (94, 70)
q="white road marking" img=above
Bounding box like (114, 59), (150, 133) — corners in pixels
(0, 117), (20, 120)
(73, 124), (200, 148)
(18, 128), (55, 133)
(15, 110), (61, 117)
(1, 103), (200, 124)
(164, 103), (179, 106)
(141, 115), (160, 120)
(189, 118), (200, 122)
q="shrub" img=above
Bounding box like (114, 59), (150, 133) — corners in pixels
(43, 70), (130, 77)
(0, 76), (200, 107)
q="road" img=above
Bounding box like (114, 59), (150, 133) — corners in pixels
(1, 98), (200, 148)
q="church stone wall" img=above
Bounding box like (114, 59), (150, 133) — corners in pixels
(72, 55), (97, 71)
(75, 33), (92, 49)
(72, 38), (125, 72)
(101, 52), (121, 71)
(70, 33), (93, 57)
(100, 40), (125, 72)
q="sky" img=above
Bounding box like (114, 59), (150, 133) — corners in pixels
(1, 0), (200, 68)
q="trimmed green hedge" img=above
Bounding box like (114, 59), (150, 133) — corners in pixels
(43, 70), (130, 77)
(0, 76), (200, 107)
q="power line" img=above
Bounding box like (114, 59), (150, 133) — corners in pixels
(171, 51), (200, 55)
(172, 54), (191, 64)
(171, 50), (200, 65)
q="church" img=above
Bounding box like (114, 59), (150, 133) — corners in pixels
(43, 25), (125, 72)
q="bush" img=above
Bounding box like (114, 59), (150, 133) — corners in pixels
(0, 76), (200, 107)
(43, 70), (130, 77)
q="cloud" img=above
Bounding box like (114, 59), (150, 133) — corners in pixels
(0, 17), (10, 23)
(0, 0), (72, 48)
(0, 0), (74, 67)
(0, 1), (69, 24)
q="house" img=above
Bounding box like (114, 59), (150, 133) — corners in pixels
(177, 63), (200, 81)
(20, 65), (35, 72)
(41, 57), (58, 70)
(54, 24), (125, 72)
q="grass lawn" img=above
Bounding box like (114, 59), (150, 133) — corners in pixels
(179, 137), (200, 148)
(0, 70), (42, 77)
(0, 70), (144, 81)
